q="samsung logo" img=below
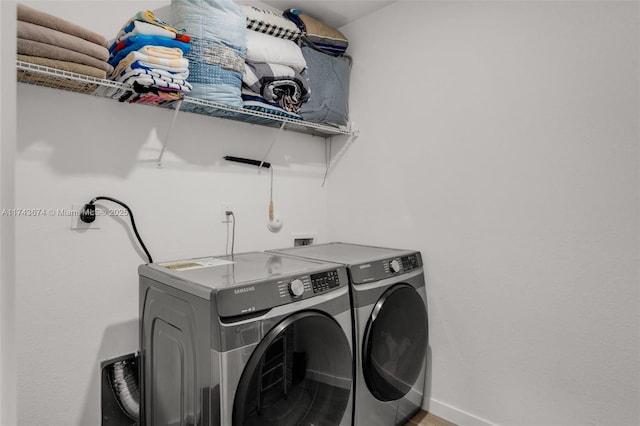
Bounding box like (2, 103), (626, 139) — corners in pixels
(359, 264), (371, 269)
(234, 286), (255, 294)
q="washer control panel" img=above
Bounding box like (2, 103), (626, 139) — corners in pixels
(351, 252), (423, 284)
(310, 270), (341, 293)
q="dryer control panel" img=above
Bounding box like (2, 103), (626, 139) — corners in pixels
(350, 252), (423, 284)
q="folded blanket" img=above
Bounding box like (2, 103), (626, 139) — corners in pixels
(113, 20), (191, 46)
(110, 51), (189, 78)
(116, 10), (188, 40)
(245, 30), (306, 72)
(17, 3), (108, 48)
(299, 45), (351, 126)
(170, 0), (247, 108)
(17, 53), (107, 79)
(284, 9), (348, 56)
(17, 21), (109, 61)
(108, 39), (190, 67)
(242, 5), (301, 41)
(17, 38), (113, 73)
(243, 61), (309, 113)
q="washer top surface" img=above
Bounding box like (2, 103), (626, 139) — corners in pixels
(271, 242), (416, 266)
(140, 251), (339, 290)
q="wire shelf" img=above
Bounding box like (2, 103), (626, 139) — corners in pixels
(16, 60), (357, 137)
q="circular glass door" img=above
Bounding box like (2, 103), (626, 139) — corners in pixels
(363, 284), (428, 402)
(233, 311), (352, 426)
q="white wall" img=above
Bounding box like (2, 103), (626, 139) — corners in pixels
(334, 1), (640, 425)
(11, 2), (333, 425)
(0, 2), (18, 424)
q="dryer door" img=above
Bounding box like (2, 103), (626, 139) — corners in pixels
(233, 311), (352, 426)
(362, 283), (428, 402)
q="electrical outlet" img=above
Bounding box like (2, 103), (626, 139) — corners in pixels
(221, 202), (232, 223)
(71, 203), (100, 230)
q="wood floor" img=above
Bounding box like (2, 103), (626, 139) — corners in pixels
(405, 410), (458, 426)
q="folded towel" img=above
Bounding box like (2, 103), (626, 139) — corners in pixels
(17, 20), (109, 62)
(17, 38), (113, 73)
(245, 30), (306, 72)
(17, 53), (107, 79)
(114, 67), (190, 87)
(242, 5), (301, 41)
(110, 51), (189, 78)
(116, 10), (188, 40)
(113, 20), (191, 45)
(109, 34), (191, 55)
(114, 73), (192, 93)
(17, 3), (108, 47)
(108, 39), (190, 67)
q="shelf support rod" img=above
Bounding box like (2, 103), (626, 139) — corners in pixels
(325, 130), (358, 181)
(158, 99), (183, 168)
(258, 122), (286, 170)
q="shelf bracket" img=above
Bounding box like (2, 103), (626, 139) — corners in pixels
(157, 99), (183, 168)
(324, 129), (358, 182)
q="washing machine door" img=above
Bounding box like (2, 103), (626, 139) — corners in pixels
(362, 283), (428, 402)
(233, 310), (352, 426)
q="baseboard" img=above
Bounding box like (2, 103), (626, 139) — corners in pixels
(425, 398), (495, 426)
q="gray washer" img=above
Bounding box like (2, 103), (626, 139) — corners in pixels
(139, 251), (354, 426)
(269, 243), (428, 426)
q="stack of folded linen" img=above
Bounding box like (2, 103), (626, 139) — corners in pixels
(170, 0), (247, 112)
(105, 10), (192, 105)
(242, 6), (310, 120)
(16, 3), (112, 93)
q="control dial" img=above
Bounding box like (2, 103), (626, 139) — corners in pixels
(389, 259), (401, 273)
(288, 279), (305, 298)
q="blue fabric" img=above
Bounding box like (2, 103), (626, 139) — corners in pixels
(170, 0), (246, 107)
(300, 46), (351, 126)
(108, 36), (191, 67)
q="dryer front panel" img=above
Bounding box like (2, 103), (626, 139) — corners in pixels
(232, 311), (353, 426)
(362, 284), (428, 402)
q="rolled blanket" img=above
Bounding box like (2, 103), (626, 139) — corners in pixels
(17, 3), (108, 48)
(284, 9), (348, 56)
(245, 30), (306, 73)
(243, 61), (309, 113)
(110, 51), (189, 78)
(242, 5), (301, 41)
(17, 38), (113, 73)
(17, 54), (107, 79)
(108, 38), (190, 67)
(113, 20), (191, 45)
(17, 21), (109, 61)
(242, 88), (302, 120)
(116, 10), (188, 40)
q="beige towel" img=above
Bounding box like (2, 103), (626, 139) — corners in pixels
(17, 21), (109, 61)
(17, 3), (108, 48)
(17, 38), (113, 74)
(17, 54), (107, 79)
